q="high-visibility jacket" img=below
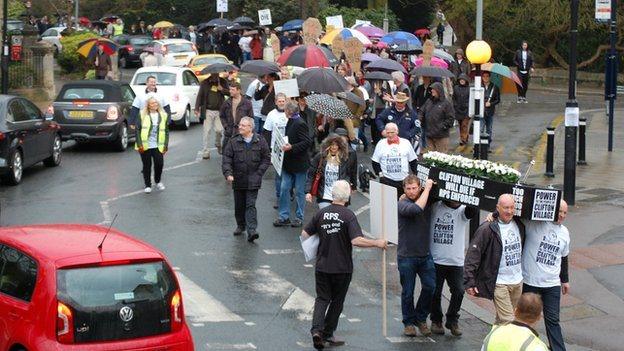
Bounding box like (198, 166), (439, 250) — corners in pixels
(481, 322), (549, 351)
(136, 109), (169, 153)
(112, 23), (124, 36)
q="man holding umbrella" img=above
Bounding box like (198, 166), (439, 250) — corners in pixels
(196, 74), (229, 159)
(94, 44), (112, 80)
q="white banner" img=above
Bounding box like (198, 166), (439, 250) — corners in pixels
(325, 15), (344, 29)
(370, 181), (398, 244)
(271, 128), (287, 176)
(273, 78), (299, 98)
(354, 19), (371, 27)
(216, 0), (228, 13)
(258, 9), (272, 26)
(595, 0), (611, 21)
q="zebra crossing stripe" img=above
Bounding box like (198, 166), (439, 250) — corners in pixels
(175, 271), (244, 322)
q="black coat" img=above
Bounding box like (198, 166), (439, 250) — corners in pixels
(418, 83), (455, 138)
(255, 84), (276, 116)
(483, 82), (500, 118)
(513, 49), (534, 72)
(219, 97), (254, 137)
(222, 133), (271, 190)
(452, 75), (470, 120)
(464, 218), (526, 300)
(282, 116), (312, 174)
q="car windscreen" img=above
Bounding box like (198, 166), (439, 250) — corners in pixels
(7, 21), (23, 31)
(130, 37), (151, 45)
(166, 43), (194, 53)
(193, 57), (228, 66)
(133, 72), (176, 86)
(58, 87), (109, 101)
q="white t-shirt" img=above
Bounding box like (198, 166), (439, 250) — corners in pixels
(522, 221), (570, 288)
(496, 220), (523, 285)
(245, 79), (265, 119)
(322, 162), (340, 201)
(430, 202), (470, 266)
(263, 109), (287, 148)
(371, 138), (417, 181)
(238, 36), (252, 53)
(132, 91), (169, 110)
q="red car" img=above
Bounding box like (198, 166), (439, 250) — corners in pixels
(0, 224), (194, 351)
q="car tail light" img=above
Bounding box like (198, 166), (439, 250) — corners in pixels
(0, 132), (5, 141)
(172, 93), (179, 102)
(127, 46), (134, 52)
(72, 100), (89, 106)
(57, 301), (74, 344)
(194, 70), (202, 76)
(170, 290), (184, 332)
(106, 106), (119, 120)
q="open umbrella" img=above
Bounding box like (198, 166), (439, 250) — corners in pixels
(153, 21), (174, 29)
(481, 63), (523, 86)
(282, 19), (304, 31)
(361, 52), (380, 62)
(365, 58), (407, 73)
(99, 15), (119, 23)
(297, 68), (349, 94)
(380, 31), (422, 47)
(410, 66), (454, 78)
(364, 71), (392, 81)
(205, 18), (233, 27)
(414, 28), (430, 37)
(278, 45), (333, 68)
(78, 17), (91, 26)
(320, 28), (372, 46)
(353, 24), (385, 39)
(433, 48), (454, 62)
(336, 91), (366, 107)
(240, 60), (280, 76)
(200, 63), (239, 75)
(413, 56), (449, 69)
(389, 42), (423, 54)
(364, 41), (389, 49)
(233, 16), (255, 26)
(305, 94), (353, 119)
(77, 38), (118, 59)
(317, 46), (339, 66)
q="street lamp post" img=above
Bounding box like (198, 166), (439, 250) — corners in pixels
(564, 0), (580, 205)
(1, 0), (8, 94)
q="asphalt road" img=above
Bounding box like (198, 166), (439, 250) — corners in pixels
(1, 67), (607, 350)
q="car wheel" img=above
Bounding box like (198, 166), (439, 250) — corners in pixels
(43, 134), (62, 167)
(114, 123), (129, 151)
(179, 106), (190, 130)
(120, 55), (128, 69)
(3, 148), (23, 185)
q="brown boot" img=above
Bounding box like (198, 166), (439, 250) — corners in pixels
(446, 322), (463, 336)
(403, 325), (417, 337)
(417, 322), (432, 336)
(431, 321), (445, 335)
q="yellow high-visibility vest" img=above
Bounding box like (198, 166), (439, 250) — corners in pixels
(136, 109), (169, 153)
(482, 323), (549, 351)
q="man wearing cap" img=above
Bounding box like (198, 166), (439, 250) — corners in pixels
(449, 48), (471, 83)
(375, 92), (419, 143)
(418, 82), (455, 153)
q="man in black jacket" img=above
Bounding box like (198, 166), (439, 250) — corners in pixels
(464, 194), (525, 325)
(513, 41), (534, 104)
(419, 82), (455, 153)
(220, 82), (254, 150)
(482, 72), (500, 146)
(274, 101), (312, 228)
(222, 117), (271, 242)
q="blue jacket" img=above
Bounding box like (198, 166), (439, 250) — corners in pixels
(375, 106), (419, 140)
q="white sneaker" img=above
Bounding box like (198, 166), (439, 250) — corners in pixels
(144, 187), (152, 194)
(156, 183), (166, 191)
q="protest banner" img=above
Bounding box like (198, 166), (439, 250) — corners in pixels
(216, 0), (228, 13)
(271, 128), (287, 175)
(325, 15), (344, 29)
(258, 9), (272, 26)
(331, 36), (344, 60)
(344, 37), (363, 73)
(302, 17), (323, 46)
(274, 78), (300, 98)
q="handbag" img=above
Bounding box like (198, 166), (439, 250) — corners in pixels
(309, 158), (325, 197)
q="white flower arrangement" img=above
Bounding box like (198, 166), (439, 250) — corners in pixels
(422, 151), (522, 183)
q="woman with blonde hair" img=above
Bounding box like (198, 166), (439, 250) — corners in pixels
(136, 96), (170, 193)
(305, 134), (357, 209)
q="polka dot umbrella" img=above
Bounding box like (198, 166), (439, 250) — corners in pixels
(305, 94), (353, 120)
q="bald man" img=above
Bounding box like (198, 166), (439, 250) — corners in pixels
(464, 194), (526, 324)
(371, 122), (418, 198)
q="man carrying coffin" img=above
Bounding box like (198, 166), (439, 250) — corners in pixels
(371, 123), (418, 198)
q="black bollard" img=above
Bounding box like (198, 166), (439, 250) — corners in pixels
(578, 117), (587, 165)
(545, 127), (555, 177)
(479, 134), (489, 160)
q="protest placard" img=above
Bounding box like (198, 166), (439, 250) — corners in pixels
(271, 128), (287, 175)
(344, 37), (363, 73)
(273, 78), (300, 98)
(331, 36), (344, 60)
(216, 0), (228, 12)
(302, 17), (323, 46)
(325, 15), (344, 29)
(258, 9), (272, 26)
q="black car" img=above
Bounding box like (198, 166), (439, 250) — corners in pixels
(113, 34), (152, 68)
(0, 95), (62, 185)
(50, 80), (136, 151)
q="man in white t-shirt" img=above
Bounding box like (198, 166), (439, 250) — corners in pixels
(245, 77), (266, 132)
(262, 93), (289, 207)
(429, 201), (477, 336)
(371, 123), (418, 198)
(465, 194), (525, 324)
(521, 200), (570, 351)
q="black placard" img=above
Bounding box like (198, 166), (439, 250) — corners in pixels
(416, 163), (561, 221)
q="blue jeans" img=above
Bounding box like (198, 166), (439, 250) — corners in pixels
(398, 255), (436, 325)
(255, 117), (265, 134)
(523, 284), (566, 351)
(242, 51), (252, 62)
(274, 173), (282, 199)
(278, 171), (306, 221)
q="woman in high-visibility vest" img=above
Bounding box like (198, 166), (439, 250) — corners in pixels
(136, 96), (170, 193)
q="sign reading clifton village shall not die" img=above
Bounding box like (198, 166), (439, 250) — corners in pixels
(416, 163), (561, 221)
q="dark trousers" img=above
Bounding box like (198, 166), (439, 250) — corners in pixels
(518, 72), (530, 98)
(95, 74), (106, 80)
(430, 264), (464, 325)
(311, 271), (352, 338)
(483, 112), (494, 144)
(398, 255), (436, 325)
(523, 284), (566, 351)
(380, 177), (404, 199)
(233, 189), (259, 232)
(358, 122), (369, 148)
(140, 148), (163, 187)
(371, 109), (384, 145)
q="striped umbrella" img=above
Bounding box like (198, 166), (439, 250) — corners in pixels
(77, 38), (118, 59)
(481, 63), (523, 86)
(320, 28), (372, 46)
(277, 45), (333, 68)
(305, 94), (353, 120)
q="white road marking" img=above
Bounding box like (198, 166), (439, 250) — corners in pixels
(353, 204), (370, 216)
(303, 264), (313, 268)
(386, 336), (435, 343)
(206, 343), (257, 350)
(263, 248), (302, 255)
(348, 318), (361, 323)
(191, 323), (205, 327)
(175, 271), (244, 323)
(259, 265), (271, 269)
(244, 322), (256, 326)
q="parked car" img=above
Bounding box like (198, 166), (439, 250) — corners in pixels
(187, 54), (232, 82)
(112, 34), (152, 68)
(144, 39), (197, 67)
(39, 26), (66, 53)
(0, 224), (195, 351)
(130, 66), (201, 130)
(48, 80), (136, 151)
(0, 95), (61, 185)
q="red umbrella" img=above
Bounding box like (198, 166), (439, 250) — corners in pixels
(277, 45), (331, 68)
(414, 28), (430, 36)
(79, 17), (91, 26)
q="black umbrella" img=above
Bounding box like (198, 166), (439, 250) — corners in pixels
(205, 18), (233, 27)
(389, 42), (423, 54)
(336, 91), (366, 107)
(364, 71), (392, 81)
(317, 46), (339, 67)
(410, 66), (454, 78)
(233, 16), (256, 26)
(365, 58), (407, 74)
(297, 68), (350, 94)
(227, 23), (250, 31)
(240, 60), (281, 76)
(200, 63), (239, 75)
(305, 94), (353, 119)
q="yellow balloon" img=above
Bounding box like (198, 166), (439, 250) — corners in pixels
(465, 40), (492, 64)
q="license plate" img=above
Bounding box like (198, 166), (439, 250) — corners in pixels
(174, 55), (187, 59)
(68, 110), (94, 119)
